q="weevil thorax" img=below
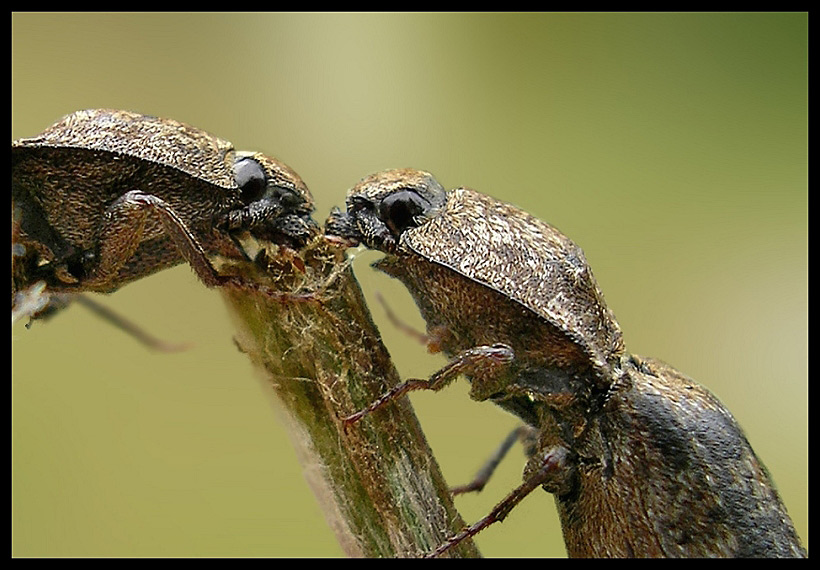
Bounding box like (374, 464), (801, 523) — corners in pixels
(341, 168), (625, 390)
(405, 186), (625, 387)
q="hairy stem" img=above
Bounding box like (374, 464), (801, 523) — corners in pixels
(219, 238), (479, 558)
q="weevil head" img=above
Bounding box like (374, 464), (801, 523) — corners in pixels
(327, 168), (448, 253)
(225, 152), (318, 249)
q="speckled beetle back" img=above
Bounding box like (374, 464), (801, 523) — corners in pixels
(403, 187), (624, 384)
(332, 168), (624, 386)
(12, 109), (237, 189)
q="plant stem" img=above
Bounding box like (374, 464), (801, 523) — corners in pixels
(220, 238), (480, 558)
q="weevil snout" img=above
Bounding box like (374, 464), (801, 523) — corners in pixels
(226, 153), (318, 248)
(323, 207), (363, 248)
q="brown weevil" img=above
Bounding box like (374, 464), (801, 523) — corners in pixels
(12, 109), (318, 323)
(326, 168), (806, 558)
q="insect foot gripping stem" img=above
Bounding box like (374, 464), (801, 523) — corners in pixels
(341, 344), (515, 426)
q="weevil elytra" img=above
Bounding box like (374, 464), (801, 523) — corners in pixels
(12, 109), (318, 322)
(326, 168), (806, 558)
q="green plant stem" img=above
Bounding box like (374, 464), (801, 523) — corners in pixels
(219, 238), (480, 558)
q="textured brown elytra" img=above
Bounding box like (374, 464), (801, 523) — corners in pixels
(12, 109), (317, 320)
(326, 168), (806, 557)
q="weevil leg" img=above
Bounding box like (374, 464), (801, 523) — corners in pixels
(374, 291), (450, 353)
(73, 295), (191, 352)
(87, 191), (317, 304)
(86, 190), (247, 289)
(77, 190), (218, 289)
(374, 291), (429, 345)
(12, 285), (189, 352)
(78, 191), (154, 288)
(343, 343), (514, 425)
(135, 192), (321, 304)
(450, 425), (540, 495)
(116, 191), (225, 287)
(427, 446), (568, 558)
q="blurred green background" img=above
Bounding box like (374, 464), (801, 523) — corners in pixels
(12, 13), (807, 557)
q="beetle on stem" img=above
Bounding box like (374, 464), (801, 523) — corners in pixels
(12, 109), (318, 335)
(327, 168), (806, 558)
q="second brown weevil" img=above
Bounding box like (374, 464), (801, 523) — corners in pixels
(12, 109), (318, 324)
(326, 168), (806, 558)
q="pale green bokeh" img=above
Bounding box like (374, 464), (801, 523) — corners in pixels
(12, 13), (807, 557)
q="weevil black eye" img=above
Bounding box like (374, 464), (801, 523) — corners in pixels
(234, 157), (267, 204)
(379, 190), (429, 237)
